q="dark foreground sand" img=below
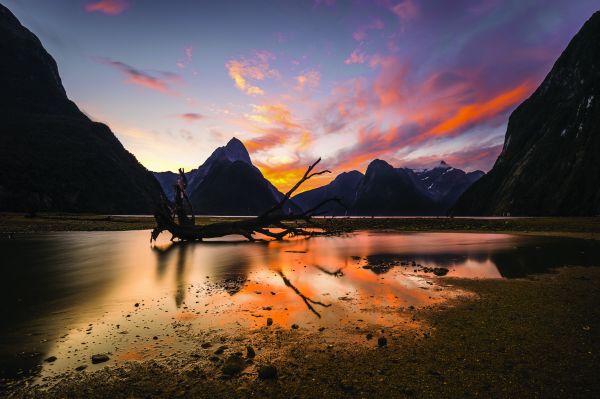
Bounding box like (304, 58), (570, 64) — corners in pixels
(6, 266), (599, 398)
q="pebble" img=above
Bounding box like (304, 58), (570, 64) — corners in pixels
(246, 346), (256, 358)
(44, 356), (57, 363)
(378, 336), (387, 347)
(258, 364), (278, 380)
(222, 355), (246, 375)
(91, 354), (110, 364)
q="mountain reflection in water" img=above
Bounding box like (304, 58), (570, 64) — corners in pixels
(1, 230), (599, 382)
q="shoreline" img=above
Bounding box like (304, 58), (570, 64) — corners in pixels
(1, 213), (599, 240)
(6, 267), (599, 398)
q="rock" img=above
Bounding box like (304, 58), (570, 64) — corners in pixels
(153, 336), (158, 340)
(432, 267), (449, 276)
(209, 356), (220, 362)
(267, 318), (273, 326)
(134, 303), (139, 307)
(291, 324), (299, 330)
(91, 354), (109, 364)
(366, 333), (373, 340)
(246, 346), (256, 358)
(378, 336), (387, 347)
(222, 355), (246, 375)
(75, 365), (87, 371)
(214, 345), (227, 355)
(44, 356), (57, 363)
(201, 342), (212, 349)
(318, 327), (326, 332)
(258, 364), (278, 380)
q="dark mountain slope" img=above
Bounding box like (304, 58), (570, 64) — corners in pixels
(293, 160), (482, 216)
(0, 4), (163, 213)
(154, 138), (299, 215)
(352, 160), (438, 216)
(411, 162), (484, 212)
(453, 11), (600, 216)
(292, 170), (363, 215)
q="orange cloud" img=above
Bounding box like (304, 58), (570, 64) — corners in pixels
(85, 0), (128, 15)
(424, 81), (534, 138)
(243, 131), (288, 153)
(225, 51), (278, 96)
(246, 104), (299, 129)
(256, 161), (329, 193)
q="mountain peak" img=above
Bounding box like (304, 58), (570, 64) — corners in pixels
(217, 137), (251, 164)
(367, 159), (393, 171)
(434, 160), (451, 169)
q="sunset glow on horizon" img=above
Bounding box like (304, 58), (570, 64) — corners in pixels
(6, 0), (599, 192)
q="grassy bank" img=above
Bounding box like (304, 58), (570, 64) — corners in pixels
(1, 213), (599, 239)
(11, 267), (599, 398)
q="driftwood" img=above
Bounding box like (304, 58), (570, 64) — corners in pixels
(151, 159), (344, 242)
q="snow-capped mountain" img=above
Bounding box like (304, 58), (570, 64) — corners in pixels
(293, 159), (484, 216)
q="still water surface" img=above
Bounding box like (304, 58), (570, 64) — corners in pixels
(1, 230), (599, 382)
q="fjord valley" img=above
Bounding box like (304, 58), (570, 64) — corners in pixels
(1, 1), (599, 398)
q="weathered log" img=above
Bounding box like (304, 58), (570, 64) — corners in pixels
(151, 159), (344, 242)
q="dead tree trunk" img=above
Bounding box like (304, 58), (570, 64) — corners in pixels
(151, 158), (344, 242)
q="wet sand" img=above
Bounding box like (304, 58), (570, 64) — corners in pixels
(6, 266), (599, 398)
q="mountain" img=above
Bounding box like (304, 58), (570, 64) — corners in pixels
(153, 138), (299, 215)
(293, 159), (482, 216)
(412, 161), (484, 211)
(292, 170), (363, 215)
(453, 12), (600, 216)
(352, 160), (439, 216)
(0, 4), (163, 213)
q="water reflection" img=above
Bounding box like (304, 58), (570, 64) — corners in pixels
(1, 230), (600, 383)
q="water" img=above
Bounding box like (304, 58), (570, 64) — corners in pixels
(1, 230), (599, 383)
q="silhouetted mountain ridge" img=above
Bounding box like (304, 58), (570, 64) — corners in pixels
(453, 11), (600, 216)
(0, 4), (163, 213)
(152, 138), (299, 215)
(293, 159), (483, 215)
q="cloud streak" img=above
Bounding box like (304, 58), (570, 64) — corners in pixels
(85, 0), (128, 15)
(177, 113), (203, 122)
(98, 58), (182, 95)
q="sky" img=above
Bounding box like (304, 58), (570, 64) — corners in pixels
(5, 0), (599, 192)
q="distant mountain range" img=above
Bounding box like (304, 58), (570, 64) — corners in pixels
(453, 11), (600, 216)
(0, 4), (163, 214)
(293, 159), (483, 216)
(153, 138), (299, 216)
(2, 1), (598, 217)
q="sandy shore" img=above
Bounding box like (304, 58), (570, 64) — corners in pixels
(5, 266), (599, 398)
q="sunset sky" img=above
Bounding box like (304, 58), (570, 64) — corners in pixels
(6, 0), (599, 191)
